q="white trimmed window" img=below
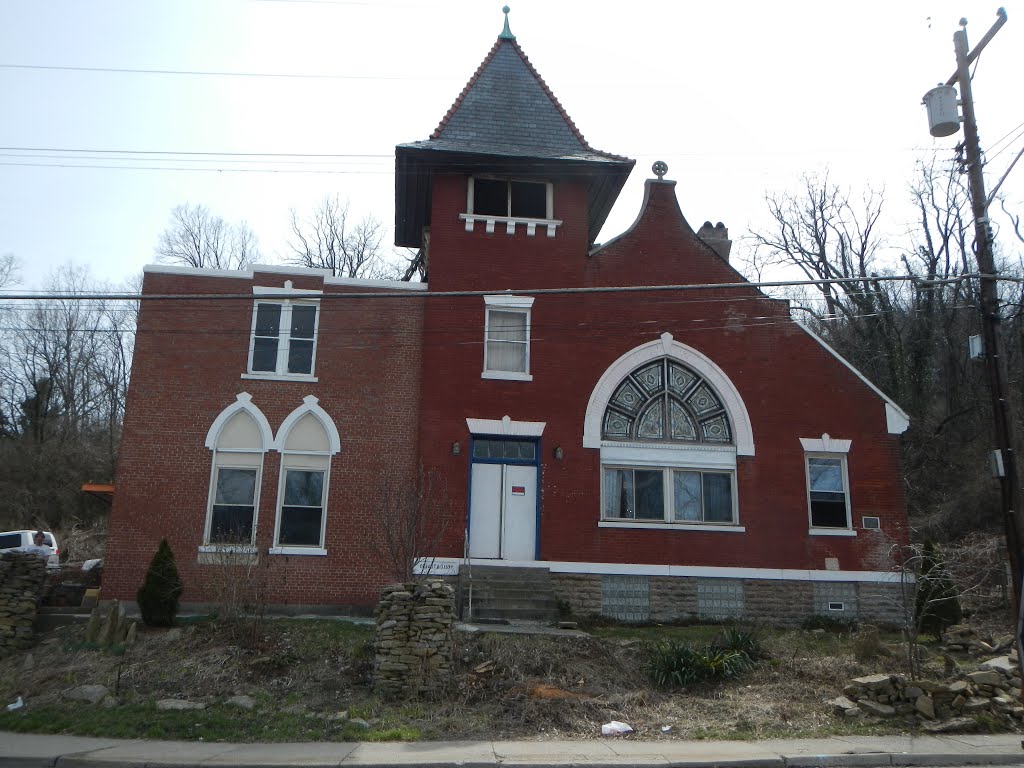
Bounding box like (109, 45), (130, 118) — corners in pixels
(603, 467), (735, 524)
(246, 283), (321, 379)
(469, 177), (552, 220)
(800, 435), (853, 533)
(203, 396), (273, 549)
(270, 398), (340, 556)
(598, 357), (741, 530)
(483, 295), (534, 381)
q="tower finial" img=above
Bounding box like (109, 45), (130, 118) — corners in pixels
(499, 6), (516, 40)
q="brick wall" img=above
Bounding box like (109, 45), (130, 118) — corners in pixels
(104, 269), (424, 607)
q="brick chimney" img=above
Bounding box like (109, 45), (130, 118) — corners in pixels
(697, 221), (732, 262)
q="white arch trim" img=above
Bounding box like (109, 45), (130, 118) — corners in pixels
(204, 392), (275, 451)
(273, 395), (341, 454)
(582, 332), (755, 456)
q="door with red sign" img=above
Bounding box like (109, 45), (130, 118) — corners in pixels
(468, 439), (538, 560)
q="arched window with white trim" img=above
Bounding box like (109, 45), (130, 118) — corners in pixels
(203, 393), (273, 548)
(270, 396), (341, 555)
(585, 334), (753, 531)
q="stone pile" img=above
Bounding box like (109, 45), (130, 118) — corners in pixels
(0, 553), (48, 655)
(84, 599), (137, 648)
(831, 653), (1024, 725)
(373, 580), (455, 698)
(942, 624), (1014, 655)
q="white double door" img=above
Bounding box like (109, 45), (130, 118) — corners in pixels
(468, 462), (537, 560)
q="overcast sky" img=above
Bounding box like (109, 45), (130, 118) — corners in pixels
(1, 0), (1022, 291)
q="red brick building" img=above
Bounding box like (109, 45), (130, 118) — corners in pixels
(104, 18), (910, 622)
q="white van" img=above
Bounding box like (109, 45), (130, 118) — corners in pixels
(0, 530), (60, 569)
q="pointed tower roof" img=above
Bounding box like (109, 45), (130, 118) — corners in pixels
(395, 10), (634, 247)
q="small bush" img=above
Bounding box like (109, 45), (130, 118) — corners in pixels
(643, 640), (752, 689)
(712, 625), (768, 661)
(136, 539), (184, 627)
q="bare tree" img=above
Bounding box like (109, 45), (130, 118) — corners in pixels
(374, 467), (453, 583)
(286, 195), (389, 278)
(0, 253), (18, 289)
(0, 266), (134, 529)
(155, 203), (259, 270)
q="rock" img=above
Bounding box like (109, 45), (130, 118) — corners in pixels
(923, 716), (976, 733)
(967, 670), (1001, 686)
(828, 696), (860, 715)
(328, 710), (349, 721)
(156, 699), (206, 711)
(64, 685), (109, 704)
(852, 673), (894, 689)
(125, 622), (137, 648)
(963, 697), (991, 713)
(947, 680), (969, 694)
(904, 686), (924, 699)
(225, 695), (256, 710)
(348, 717), (370, 730)
(281, 703), (306, 715)
(857, 699), (896, 717)
(914, 696), (935, 719)
(981, 656), (1016, 675)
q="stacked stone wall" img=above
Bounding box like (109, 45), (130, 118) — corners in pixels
(0, 553), (47, 655)
(650, 576), (697, 621)
(373, 581), (454, 698)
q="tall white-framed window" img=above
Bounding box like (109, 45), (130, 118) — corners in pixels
(245, 283), (321, 380)
(270, 396), (341, 556)
(202, 394), (274, 552)
(483, 295), (534, 381)
(800, 435), (854, 535)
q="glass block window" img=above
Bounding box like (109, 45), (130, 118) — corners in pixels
(697, 579), (744, 620)
(602, 358), (732, 445)
(601, 575), (650, 623)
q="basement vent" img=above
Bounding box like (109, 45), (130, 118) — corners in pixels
(862, 516), (880, 530)
(828, 602), (846, 612)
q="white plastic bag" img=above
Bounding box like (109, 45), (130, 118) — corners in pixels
(601, 720), (634, 736)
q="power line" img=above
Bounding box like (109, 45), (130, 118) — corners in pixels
(0, 273), (980, 303)
(0, 62), (450, 81)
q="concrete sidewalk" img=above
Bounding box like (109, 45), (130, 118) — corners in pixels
(1, 732), (1022, 768)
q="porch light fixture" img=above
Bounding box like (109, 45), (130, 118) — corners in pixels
(553, 445), (564, 461)
(451, 441), (461, 456)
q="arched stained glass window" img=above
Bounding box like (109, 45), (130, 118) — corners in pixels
(602, 358), (732, 444)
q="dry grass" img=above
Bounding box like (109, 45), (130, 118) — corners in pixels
(0, 616), (1017, 742)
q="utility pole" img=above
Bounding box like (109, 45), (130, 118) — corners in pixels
(924, 7), (1024, 669)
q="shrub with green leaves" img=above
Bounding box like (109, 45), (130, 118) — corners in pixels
(712, 625), (768, 661)
(136, 539), (184, 627)
(643, 639), (753, 689)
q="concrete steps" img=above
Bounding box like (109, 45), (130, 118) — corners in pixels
(459, 565), (560, 623)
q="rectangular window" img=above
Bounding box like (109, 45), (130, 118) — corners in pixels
(209, 467), (258, 544)
(604, 467), (733, 524)
(248, 300), (319, 377)
(486, 309), (528, 373)
(277, 469), (325, 547)
(482, 295), (534, 380)
(471, 178), (550, 219)
(807, 455), (850, 528)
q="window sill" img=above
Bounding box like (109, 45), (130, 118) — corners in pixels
(198, 545), (257, 554)
(268, 546), (327, 556)
(808, 527), (857, 537)
(481, 370), (533, 382)
(599, 521), (745, 533)
(460, 213), (562, 238)
(241, 372), (318, 383)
